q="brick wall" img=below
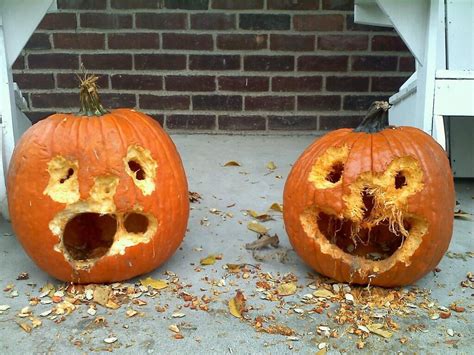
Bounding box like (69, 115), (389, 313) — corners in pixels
(13, 0), (414, 132)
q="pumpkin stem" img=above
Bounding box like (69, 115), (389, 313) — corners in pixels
(78, 73), (108, 116)
(354, 101), (391, 133)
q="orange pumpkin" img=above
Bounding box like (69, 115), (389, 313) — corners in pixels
(7, 75), (189, 283)
(283, 102), (454, 287)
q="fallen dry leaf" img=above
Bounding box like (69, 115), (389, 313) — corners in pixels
(188, 191), (202, 203)
(313, 289), (335, 298)
(140, 277), (168, 290)
(247, 221), (268, 234)
(367, 323), (393, 338)
(229, 290), (246, 318)
(93, 286), (110, 307)
(200, 255), (217, 266)
(226, 264), (243, 273)
(18, 322), (32, 333)
(269, 203), (283, 213)
(454, 209), (472, 220)
(316, 348), (327, 355)
(247, 210), (273, 222)
(266, 161), (277, 170)
(245, 234), (279, 250)
(277, 282), (297, 296)
(223, 160), (241, 167)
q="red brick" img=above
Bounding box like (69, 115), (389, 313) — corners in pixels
(80, 13), (132, 29)
(319, 115), (363, 130)
(101, 93), (136, 109)
(294, 15), (344, 31)
(270, 34), (314, 51)
(165, 76), (215, 91)
(372, 35), (409, 51)
(28, 54), (78, 69)
(31, 93), (78, 109)
(245, 96), (294, 111)
(218, 115), (266, 130)
(13, 74), (54, 90)
(111, 0), (158, 8)
(326, 76), (369, 92)
(244, 56), (294, 71)
(211, 0), (263, 9)
(149, 114), (164, 126)
(82, 54), (132, 70)
(218, 76), (269, 91)
(343, 95), (388, 110)
(162, 34), (213, 51)
(298, 56), (348, 71)
(272, 76), (322, 92)
(371, 76), (408, 92)
(25, 34), (51, 50)
(352, 56), (397, 71)
(167, 115), (216, 130)
(57, 0), (105, 9)
(165, 0), (208, 9)
(191, 13), (236, 30)
(111, 75), (163, 90)
(135, 54), (186, 70)
(108, 33), (159, 49)
(318, 35), (368, 51)
(57, 74), (109, 89)
(140, 95), (190, 110)
(13, 56), (25, 70)
(136, 13), (187, 29)
(189, 55), (240, 70)
(322, 0), (353, 10)
(268, 0), (318, 10)
(298, 95), (341, 110)
(38, 13), (77, 30)
(240, 14), (290, 30)
(217, 34), (267, 50)
(399, 57), (415, 72)
(54, 33), (104, 49)
(193, 95), (242, 111)
(268, 115), (317, 130)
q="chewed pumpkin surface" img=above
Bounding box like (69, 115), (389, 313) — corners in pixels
(7, 77), (189, 284)
(283, 102), (454, 287)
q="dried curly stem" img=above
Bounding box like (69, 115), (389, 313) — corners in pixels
(78, 72), (108, 116)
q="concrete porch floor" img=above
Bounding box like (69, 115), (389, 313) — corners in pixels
(0, 134), (473, 354)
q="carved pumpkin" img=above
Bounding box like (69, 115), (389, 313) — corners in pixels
(7, 75), (189, 283)
(283, 102), (454, 287)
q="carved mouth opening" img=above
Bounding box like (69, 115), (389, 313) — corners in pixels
(63, 213), (117, 261)
(317, 212), (411, 261)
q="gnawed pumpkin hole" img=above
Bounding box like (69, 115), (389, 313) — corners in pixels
(63, 213), (117, 260)
(44, 156), (80, 204)
(124, 145), (157, 196)
(309, 145), (349, 188)
(124, 213), (149, 233)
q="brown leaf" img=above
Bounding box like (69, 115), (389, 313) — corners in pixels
(367, 323), (393, 338)
(245, 234), (279, 250)
(223, 160), (241, 167)
(229, 290), (246, 318)
(226, 264), (243, 273)
(18, 322), (32, 333)
(188, 191), (202, 203)
(454, 209), (472, 220)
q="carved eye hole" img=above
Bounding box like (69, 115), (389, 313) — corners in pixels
(128, 160), (145, 180)
(325, 162), (344, 183)
(394, 171), (407, 189)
